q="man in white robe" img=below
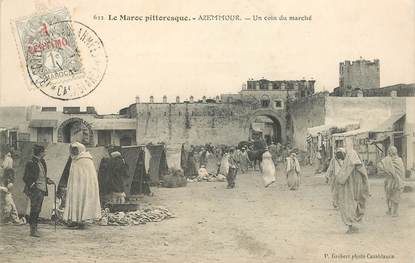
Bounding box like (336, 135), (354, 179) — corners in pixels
(326, 148), (346, 209)
(61, 142), (101, 228)
(286, 152), (301, 190)
(336, 148), (370, 234)
(377, 146), (404, 217)
(261, 148), (276, 187)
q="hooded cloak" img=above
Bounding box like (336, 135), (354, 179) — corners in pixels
(336, 149), (370, 226)
(63, 142), (101, 222)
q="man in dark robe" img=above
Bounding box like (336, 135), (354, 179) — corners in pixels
(227, 148), (239, 189)
(97, 157), (111, 204)
(180, 143), (188, 173)
(199, 147), (208, 168)
(108, 151), (129, 203)
(185, 146), (198, 179)
(131, 149), (151, 195)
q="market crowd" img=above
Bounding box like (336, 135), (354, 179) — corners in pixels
(179, 139), (301, 190)
(180, 137), (406, 235)
(0, 137), (407, 236)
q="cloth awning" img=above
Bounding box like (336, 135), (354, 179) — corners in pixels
(91, 119), (136, 130)
(332, 128), (369, 138)
(307, 122), (359, 137)
(29, 119), (58, 128)
(331, 113), (406, 139)
(307, 124), (332, 137)
(370, 113), (405, 133)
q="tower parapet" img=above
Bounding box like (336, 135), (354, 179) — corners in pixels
(338, 58), (380, 96)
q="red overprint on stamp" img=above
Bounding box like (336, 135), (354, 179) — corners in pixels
(27, 37), (68, 54)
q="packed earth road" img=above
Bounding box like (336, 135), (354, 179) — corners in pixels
(1, 166), (414, 263)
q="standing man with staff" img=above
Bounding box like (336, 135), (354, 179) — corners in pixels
(23, 145), (55, 237)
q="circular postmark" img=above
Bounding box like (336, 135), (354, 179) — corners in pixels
(25, 20), (108, 100)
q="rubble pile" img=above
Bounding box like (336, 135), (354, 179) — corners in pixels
(97, 206), (174, 226)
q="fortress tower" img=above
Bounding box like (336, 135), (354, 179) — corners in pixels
(338, 58), (380, 96)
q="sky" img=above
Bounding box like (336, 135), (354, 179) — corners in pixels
(1, 0), (414, 114)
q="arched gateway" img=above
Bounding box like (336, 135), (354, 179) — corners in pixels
(57, 118), (94, 146)
(246, 109), (286, 144)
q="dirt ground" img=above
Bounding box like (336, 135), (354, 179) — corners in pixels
(1, 166), (414, 263)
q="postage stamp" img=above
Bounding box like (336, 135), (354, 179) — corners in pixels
(13, 7), (107, 100)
